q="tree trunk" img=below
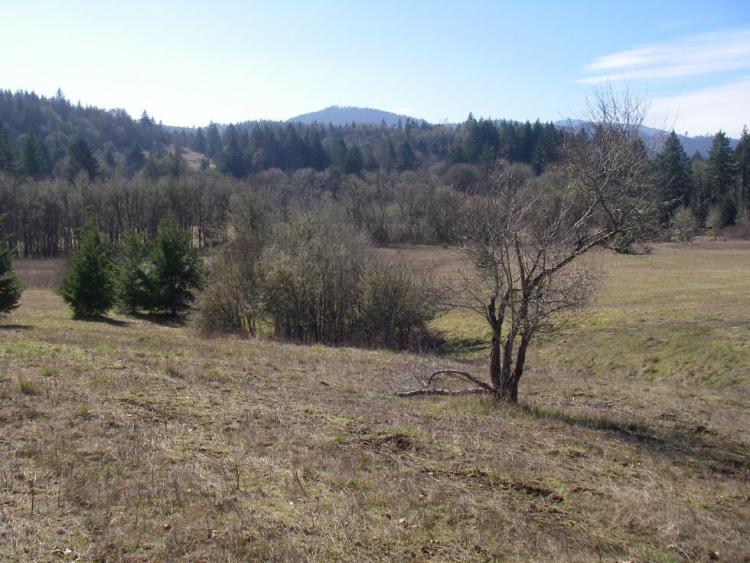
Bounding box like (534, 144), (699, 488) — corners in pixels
(494, 375), (519, 402)
(489, 333), (501, 387)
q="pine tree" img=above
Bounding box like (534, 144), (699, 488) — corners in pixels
(139, 110), (154, 127)
(66, 137), (100, 180)
(149, 218), (204, 315)
(735, 126), (750, 211)
(206, 123), (222, 159)
(167, 149), (186, 178)
(19, 131), (47, 178)
(0, 123), (17, 173)
(192, 127), (206, 154)
(126, 142), (146, 174)
(706, 131), (737, 217)
(61, 219), (114, 317)
(0, 218), (23, 317)
(655, 131), (693, 221)
(219, 125), (249, 178)
(395, 139), (418, 171)
(115, 230), (151, 314)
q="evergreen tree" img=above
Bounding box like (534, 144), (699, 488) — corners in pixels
(115, 230), (151, 314)
(0, 123), (17, 173)
(192, 127), (206, 154)
(125, 142), (146, 174)
(395, 139), (418, 171)
(706, 131), (737, 218)
(206, 123), (222, 159)
(19, 131), (47, 178)
(219, 124), (249, 178)
(66, 137), (100, 180)
(167, 149), (186, 178)
(139, 110), (154, 127)
(149, 218), (204, 315)
(344, 145), (364, 174)
(735, 126), (750, 211)
(655, 131), (693, 221)
(61, 219), (114, 317)
(0, 218), (23, 317)
(305, 127), (329, 170)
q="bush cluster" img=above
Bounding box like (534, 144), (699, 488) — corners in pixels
(193, 209), (442, 351)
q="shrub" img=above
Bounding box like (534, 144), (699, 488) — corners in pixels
(670, 206), (698, 243)
(61, 219), (114, 317)
(263, 215), (370, 345)
(195, 210), (443, 350)
(705, 205), (725, 240)
(192, 192), (271, 335)
(356, 261), (443, 349)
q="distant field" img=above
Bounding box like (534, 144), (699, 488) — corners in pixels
(1, 241), (748, 561)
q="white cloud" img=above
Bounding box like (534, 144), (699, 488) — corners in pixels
(578, 28), (750, 84)
(649, 78), (750, 137)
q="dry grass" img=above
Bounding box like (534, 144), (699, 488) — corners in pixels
(0, 243), (748, 561)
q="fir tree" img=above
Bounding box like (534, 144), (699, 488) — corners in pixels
(115, 230), (151, 314)
(149, 218), (204, 315)
(395, 139), (418, 171)
(706, 131), (737, 216)
(126, 142), (146, 174)
(0, 123), (17, 173)
(219, 125), (249, 178)
(655, 131), (693, 221)
(206, 123), (222, 159)
(167, 149), (186, 178)
(0, 218), (23, 317)
(61, 219), (114, 317)
(66, 137), (100, 180)
(735, 126), (750, 211)
(139, 110), (154, 127)
(192, 127), (206, 154)
(19, 131), (47, 178)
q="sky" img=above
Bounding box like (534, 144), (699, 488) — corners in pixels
(2, 0), (749, 136)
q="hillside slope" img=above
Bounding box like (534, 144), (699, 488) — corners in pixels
(1, 243), (748, 561)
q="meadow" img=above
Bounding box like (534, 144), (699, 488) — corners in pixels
(0, 240), (748, 561)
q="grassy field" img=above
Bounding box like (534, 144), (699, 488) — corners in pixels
(1, 241), (748, 561)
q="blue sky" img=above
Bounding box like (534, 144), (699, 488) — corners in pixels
(2, 0), (749, 135)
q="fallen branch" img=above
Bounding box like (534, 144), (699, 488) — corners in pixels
(396, 387), (491, 397)
(426, 369), (494, 392)
(397, 369), (495, 398)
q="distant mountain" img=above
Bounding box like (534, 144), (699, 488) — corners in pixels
(554, 119), (736, 157)
(288, 106), (427, 127)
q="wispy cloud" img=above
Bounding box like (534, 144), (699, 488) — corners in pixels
(578, 28), (750, 84)
(649, 78), (750, 137)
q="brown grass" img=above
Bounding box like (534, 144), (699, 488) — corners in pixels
(0, 243), (748, 561)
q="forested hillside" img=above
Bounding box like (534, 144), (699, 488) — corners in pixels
(1, 89), (749, 259)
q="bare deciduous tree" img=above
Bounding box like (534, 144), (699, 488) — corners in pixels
(400, 89), (657, 402)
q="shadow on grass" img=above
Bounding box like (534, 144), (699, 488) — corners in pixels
(76, 316), (130, 327)
(522, 403), (749, 476)
(0, 323), (33, 331)
(130, 313), (187, 328)
(437, 337), (489, 359)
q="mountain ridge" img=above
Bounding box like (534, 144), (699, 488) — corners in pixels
(287, 105), (426, 126)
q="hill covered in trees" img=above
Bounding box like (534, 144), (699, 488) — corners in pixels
(1, 88), (749, 251)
